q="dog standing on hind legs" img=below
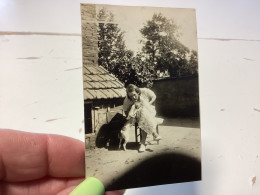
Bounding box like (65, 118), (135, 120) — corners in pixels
(118, 121), (131, 151)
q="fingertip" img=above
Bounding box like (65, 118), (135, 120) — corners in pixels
(46, 134), (85, 177)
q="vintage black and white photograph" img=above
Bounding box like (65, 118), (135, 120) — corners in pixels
(81, 4), (201, 191)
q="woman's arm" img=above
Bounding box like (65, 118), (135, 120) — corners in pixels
(149, 95), (156, 104)
(123, 97), (133, 116)
(147, 89), (156, 104)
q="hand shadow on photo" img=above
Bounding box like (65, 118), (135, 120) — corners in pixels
(106, 152), (201, 191)
(96, 113), (138, 151)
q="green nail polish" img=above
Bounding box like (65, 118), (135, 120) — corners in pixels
(70, 177), (105, 195)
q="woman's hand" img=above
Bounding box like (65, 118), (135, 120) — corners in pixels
(135, 102), (142, 109)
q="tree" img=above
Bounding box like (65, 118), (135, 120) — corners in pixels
(96, 10), (198, 87)
(140, 13), (197, 78)
(128, 52), (155, 88)
(97, 8), (154, 88)
(97, 8), (134, 84)
(187, 50), (198, 76)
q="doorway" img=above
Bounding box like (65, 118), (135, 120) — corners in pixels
(84, 103), (92, 134)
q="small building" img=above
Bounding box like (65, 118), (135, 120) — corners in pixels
(83, 65), (126, 135)
(81, 4), (126, 148)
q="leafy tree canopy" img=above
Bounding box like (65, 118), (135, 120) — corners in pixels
(95, 10), (198, 88)
(140, 13), (197, 78)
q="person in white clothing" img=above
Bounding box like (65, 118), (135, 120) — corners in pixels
(123, 84), (162, 152)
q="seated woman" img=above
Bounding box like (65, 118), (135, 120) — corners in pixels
(123, 84), (162, 152)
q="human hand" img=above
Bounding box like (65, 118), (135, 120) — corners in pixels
(0, 129), (123, 195)
(135, 102), (142, 109)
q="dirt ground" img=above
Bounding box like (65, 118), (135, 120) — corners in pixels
(85, 117), (201, 191)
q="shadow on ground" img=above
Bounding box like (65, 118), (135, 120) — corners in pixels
(106, 152), (201, 191)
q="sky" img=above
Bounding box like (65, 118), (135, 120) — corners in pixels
(96, 4), (198, 52)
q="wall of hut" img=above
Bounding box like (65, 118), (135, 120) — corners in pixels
(84, 98), (125, 149)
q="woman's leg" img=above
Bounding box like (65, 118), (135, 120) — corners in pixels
(139, 129), (147, 152)
(152, 131), (162, 141)
(140, 129), (147, 145)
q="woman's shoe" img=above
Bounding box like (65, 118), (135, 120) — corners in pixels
(153, 132), (162, 141)
(139, 144), (146, 152)
(154, 135), (162, 141)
